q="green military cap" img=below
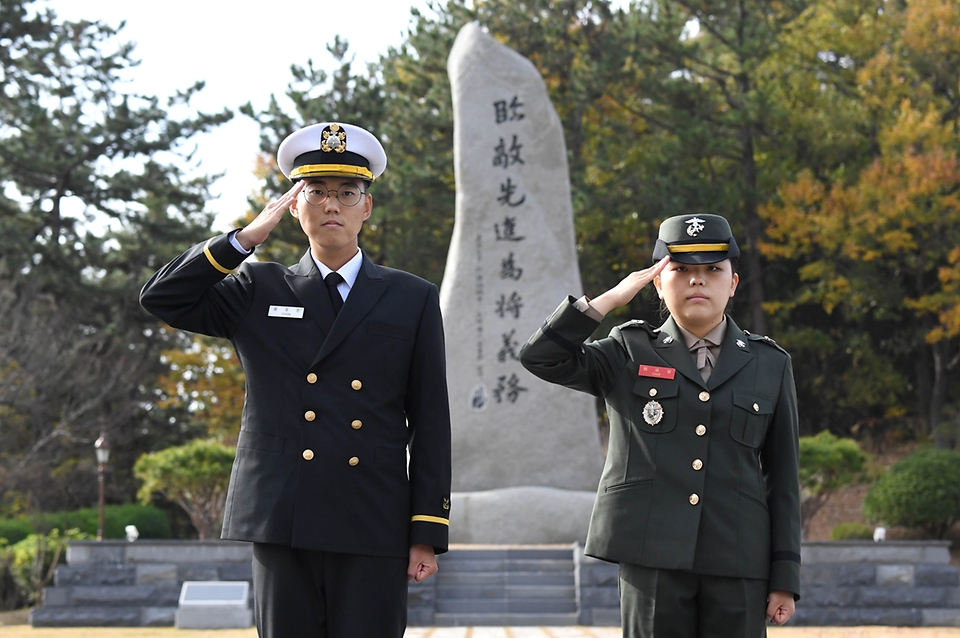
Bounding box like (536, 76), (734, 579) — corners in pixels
(652, 214), (740, 265)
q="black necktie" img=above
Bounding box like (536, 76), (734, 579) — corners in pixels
(324, 272), (345, 315)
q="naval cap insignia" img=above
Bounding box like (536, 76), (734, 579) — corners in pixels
(643, 400), (664, 426)
(686, 217), (706, 237)
(320, 123), (347, 153)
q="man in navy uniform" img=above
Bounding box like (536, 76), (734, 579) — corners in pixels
(141, 122), (452, 637)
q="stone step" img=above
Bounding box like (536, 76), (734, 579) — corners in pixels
(443, 547), (575, 560)
(437, 558), (574, 572)
(437, 571), (574, 586)
(42, 585), (180, 608)
(53, 562), (253, 587)
(30, 606), (176, 627)
(437, 598), (577, 614)
(433, 612), (581, 626)
(438, 584), (575, 600)
(802, 585), (960, 608)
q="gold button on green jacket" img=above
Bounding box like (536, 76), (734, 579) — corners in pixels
(519, 297), (801, 599)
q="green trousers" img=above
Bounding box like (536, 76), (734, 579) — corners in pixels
(619, 564), (769, 638)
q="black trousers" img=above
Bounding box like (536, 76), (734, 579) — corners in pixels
(619, 564), (768, 638)
(252, 542), (408, 638)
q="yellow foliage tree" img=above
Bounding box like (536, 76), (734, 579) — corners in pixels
(156, 333), (245, 445)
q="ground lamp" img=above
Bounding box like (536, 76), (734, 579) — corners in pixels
(94, 431), (110, 541)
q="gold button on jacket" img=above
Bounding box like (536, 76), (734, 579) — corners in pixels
(302, 449), (314, 461)
(304, 410), (316, 422)
(699, 391), (710, 402)
(692, 459), (703, 471)
(306, 372), (317, 384)
(348, 456), (360, 467)
(696, 424), (707, 436)
(351, 420), (362, 430)
(351, 379), (362, 390)
(689, 493), (700, 505)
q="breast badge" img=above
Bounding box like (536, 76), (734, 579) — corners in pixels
(643, 400), (664, 426)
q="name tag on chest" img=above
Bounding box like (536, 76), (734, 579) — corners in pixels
(638, 365), (676, 379)
(268, 305), (304, 319)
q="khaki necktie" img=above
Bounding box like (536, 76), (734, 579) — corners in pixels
(691, 338), (715, 383)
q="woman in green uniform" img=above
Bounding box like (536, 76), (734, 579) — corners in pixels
(520, 214), (800, 637)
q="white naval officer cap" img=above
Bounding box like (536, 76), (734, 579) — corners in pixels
(277, 122), (387, 182)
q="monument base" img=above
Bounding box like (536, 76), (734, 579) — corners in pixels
(450, 486), (596, 544)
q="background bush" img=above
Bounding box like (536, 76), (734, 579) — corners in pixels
(829, 522), (875, 541)
(8, 528), (87, 606)
(799, 432), (869, 538)
(0, 504), (171, 544)
(863, 447), (960, 539)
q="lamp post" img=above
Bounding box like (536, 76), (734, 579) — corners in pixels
(94, 431), (110, 541)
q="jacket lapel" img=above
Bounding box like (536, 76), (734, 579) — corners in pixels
(707, 317), (754, 390)
(284, 250), (335, 336)
(653, 316), (706, 389)
(310, 255), (386, 367)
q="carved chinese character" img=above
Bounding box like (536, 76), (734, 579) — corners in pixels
(494, 216), (524, 242)
(494, 292), (523, 319)
(497, 329), (520, 363)
(492, 135), (524, 169)
(493, 95), (525, 124)
(497, 177), (526, 207)
(499, 252), (523, 280)
(492, 373), (528, 404)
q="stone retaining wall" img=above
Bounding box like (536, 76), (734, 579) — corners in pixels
(29, 540), (960, 627)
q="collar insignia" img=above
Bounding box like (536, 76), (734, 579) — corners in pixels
(736, 339), (746, 349)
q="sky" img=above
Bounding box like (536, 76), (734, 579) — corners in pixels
(40, 0), (441, 231)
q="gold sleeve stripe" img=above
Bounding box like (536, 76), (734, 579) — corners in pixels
(291, 164), (375, 180)
(411, 515), (450, 526)
(203, 239), (234, 274)
(668, 243), (729, 254)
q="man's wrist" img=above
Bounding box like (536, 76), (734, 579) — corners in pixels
(231, 229), (255, 254)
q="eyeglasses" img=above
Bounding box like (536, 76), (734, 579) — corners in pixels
(301, 184), (366, 207)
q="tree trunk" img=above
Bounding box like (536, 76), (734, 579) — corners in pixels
(737, 74), (766, 335)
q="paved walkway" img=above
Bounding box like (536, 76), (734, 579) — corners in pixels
(405, 629), (620, 638)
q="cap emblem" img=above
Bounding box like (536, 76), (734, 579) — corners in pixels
(686, 217), (706, 237)
(320, 123), (347, 153)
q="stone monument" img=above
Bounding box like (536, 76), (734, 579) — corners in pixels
(441, 23), (602, 543)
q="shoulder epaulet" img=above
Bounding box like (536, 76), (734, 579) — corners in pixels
(743, 330), (788, 355)
(617, 319), (658, 337)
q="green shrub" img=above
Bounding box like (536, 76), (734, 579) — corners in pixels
(0, 504), (171, 544)
(799, 432), (869, 537)
(9, 528), (87, 605)
(829, 522), (875, 540)
(39, 503), (171, 540)
(135, 438), (235, 539)
(0, 518), (35, 545)
(0, 539), (25, 611)
(863, 447), (960, 539)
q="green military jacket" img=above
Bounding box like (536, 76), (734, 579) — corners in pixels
(519, 298), (801, 598)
